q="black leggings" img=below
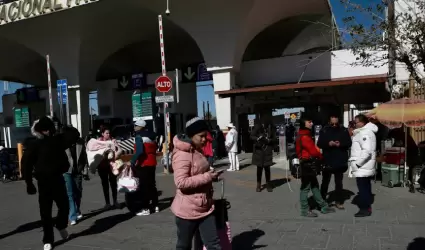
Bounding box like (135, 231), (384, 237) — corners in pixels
(257, 166), (271, 183)
(98, 166), (118, 205)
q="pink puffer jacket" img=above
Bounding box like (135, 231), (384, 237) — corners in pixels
(171, 135), (214, 220)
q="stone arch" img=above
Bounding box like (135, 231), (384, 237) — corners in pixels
(234, 0), (333, 68)
(0, 36), (59, 86)
(76, 0), (205, 83)
(242, 14), (330, 61)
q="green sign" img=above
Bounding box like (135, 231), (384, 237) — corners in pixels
(132, 92), (153, 120)
(14, 107), (30, 128)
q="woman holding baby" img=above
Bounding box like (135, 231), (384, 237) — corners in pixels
(98, 127), (122, 209)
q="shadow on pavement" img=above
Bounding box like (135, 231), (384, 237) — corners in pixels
(157, 197), (174, 211)
(0, 220), (42, 241)
(77, 207), (111, 224)
(56, 212), (135, 247)
(232, 229), (266, 249)
(407, 237), (425, 250)
(327, 189), (355, 205)
(269, 178), (290, 190)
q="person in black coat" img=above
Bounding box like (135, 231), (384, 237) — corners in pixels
(22, 116), (80, 250)
(251, 115), (277, 192)
(317, 115), (352, 209)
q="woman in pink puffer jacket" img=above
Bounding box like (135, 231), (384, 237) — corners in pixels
(171, 117), (223, 250)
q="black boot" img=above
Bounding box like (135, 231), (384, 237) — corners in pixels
(354, 209), (371, 217)
(409, 183), (415, 193)
(256, 182), (261, 192)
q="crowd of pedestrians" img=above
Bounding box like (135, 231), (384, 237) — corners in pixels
(19, 110), (415, 250)
(294, 114), (378, 218)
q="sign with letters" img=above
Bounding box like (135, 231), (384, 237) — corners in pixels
(0, 0), (99, 25)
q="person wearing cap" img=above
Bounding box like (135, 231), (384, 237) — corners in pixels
(171, 116), (223, 250)
(130, 119), (159, 216)
(225, 123), (239, 171)
(21, 116), (80, 250)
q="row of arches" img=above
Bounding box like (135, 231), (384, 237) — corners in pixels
(0, 0), (335, 86)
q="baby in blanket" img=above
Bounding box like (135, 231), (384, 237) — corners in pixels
(86, 138), (125, 175)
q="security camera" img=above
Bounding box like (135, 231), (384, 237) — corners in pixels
(165, 9), (170, 15)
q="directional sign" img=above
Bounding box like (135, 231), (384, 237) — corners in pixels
(155, 75), (172, 93)
(182, 65), (196, 83)
(197, 63), (213, 82)
(132, 91), (154, 120)
(117, 75), (131, 90)
(56, 79), (68, 104)
(155, 95), (174, 103)
(131, 73), (146, 89)
(14, 107), (30, 128)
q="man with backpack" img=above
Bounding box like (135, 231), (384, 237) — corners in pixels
(317, 115), (352, 209)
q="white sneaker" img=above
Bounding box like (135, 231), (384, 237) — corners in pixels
(154, 206), (159, 213)
(70, 221), (77, 226)
(43, 243), (52, 250)
(59, 229), (69, 240)
(136, 209), (150, 216)
(77, 214), (83, 220)
(227, 168), (235, 171)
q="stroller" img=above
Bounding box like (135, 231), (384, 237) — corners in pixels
(194, 179), (232, 250)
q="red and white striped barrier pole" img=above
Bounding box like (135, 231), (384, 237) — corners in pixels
(46, 55), (54, 117)
(158, 15), (171, 173)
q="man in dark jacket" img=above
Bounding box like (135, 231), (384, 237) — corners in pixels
(22, 116), (79, 250)
(64, 136), (88, 225)
(317, 115), (352, 209)
(251, 115), (277, 192)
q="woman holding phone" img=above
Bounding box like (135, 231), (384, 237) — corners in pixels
(171, 117), (223, 250)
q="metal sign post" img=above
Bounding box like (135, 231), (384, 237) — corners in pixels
(158, 14), (171, 173)
(175, 68), (180, 103)
(65, 81), (70, 125)
(59, 83), (64, 124)
(46, 55), (54, 117)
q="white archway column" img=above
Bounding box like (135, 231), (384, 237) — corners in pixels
(212, 68), (237, 129)
(67, 87), (90, 136)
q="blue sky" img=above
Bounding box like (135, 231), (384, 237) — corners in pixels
(0, 0), (376, 115)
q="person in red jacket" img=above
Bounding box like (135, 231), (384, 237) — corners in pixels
(203, 131), (214, 170)
(296, 117), (335, 217)
(130, 119), (158, 216)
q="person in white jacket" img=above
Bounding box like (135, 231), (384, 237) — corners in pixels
(226, 123), (240, 171)
(349, 114), (378, 217)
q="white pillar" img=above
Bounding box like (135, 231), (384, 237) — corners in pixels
(68, 87), (90, 137)
(213, 70), (236, 129)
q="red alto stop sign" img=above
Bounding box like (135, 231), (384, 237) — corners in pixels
(155, 75), (173, 93)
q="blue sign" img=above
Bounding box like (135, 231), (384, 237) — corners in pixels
(56, 79), (68, 104)
(131, 73), (145, 89)
(196, 63), (213, 82)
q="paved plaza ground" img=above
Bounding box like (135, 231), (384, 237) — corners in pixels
(1, 163), (425, 250)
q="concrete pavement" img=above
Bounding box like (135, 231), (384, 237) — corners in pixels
(1, 165), (425, 250)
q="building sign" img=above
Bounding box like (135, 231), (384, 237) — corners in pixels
(14, 107), (30, 128)
(132, 91), (154, 121)
(0, 0), (99, 25)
